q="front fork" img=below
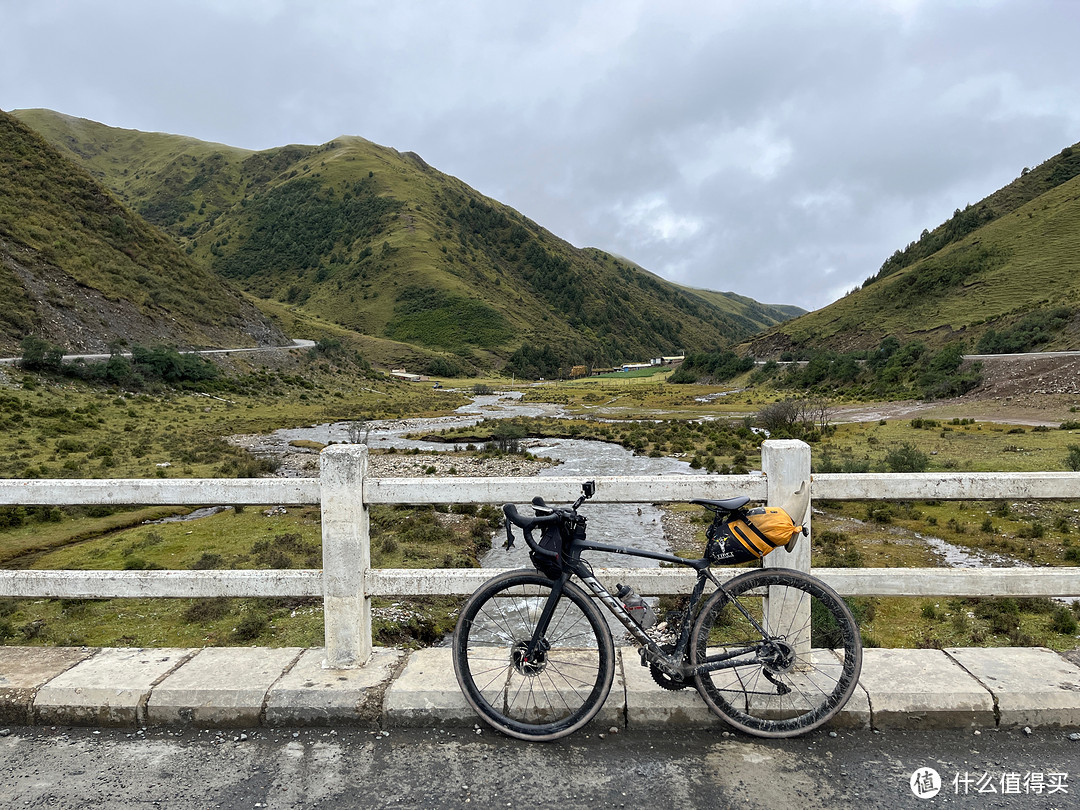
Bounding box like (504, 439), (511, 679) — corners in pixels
(521, 573), (569, 663)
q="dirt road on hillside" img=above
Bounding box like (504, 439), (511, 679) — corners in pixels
(832, 354), (1080, 427)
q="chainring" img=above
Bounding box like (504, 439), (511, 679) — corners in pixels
(649, 644), (691, 691)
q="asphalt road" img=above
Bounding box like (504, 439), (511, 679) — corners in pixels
(2, 725), (1077, 810)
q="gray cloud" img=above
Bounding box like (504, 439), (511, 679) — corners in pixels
(3, 0), (1078, 311)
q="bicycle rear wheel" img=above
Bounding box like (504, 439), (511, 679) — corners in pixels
(691, 568), (862, 738)
(452, 569), (615, 741)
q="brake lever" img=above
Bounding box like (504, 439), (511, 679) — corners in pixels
(503, 521), (515, 550)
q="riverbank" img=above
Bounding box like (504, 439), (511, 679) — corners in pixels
(226, 435), (556, 479)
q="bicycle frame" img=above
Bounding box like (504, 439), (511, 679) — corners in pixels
(528, 531), (772, 682)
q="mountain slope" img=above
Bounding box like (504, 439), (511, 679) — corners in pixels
(16, 109), (799, 373)
(745, 142), (1080, 357)
(0, 110), (285, 356)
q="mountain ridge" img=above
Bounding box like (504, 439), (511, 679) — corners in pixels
(15, 108), (801, 375)
(743, 139), (1080, 358)
(0, 110), (285, 356)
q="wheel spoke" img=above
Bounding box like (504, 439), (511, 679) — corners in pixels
(692, 569), (862, 738)
(453, 572), (614, 740)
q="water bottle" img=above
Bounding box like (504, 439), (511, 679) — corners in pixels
(616, 583), (657, 629)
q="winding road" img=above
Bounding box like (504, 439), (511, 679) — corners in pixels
(0, 338), (317, 365)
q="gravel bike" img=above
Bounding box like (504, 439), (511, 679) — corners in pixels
(452, 482), (862, 741)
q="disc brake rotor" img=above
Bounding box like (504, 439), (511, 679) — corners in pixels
(511, 639), (548, 676)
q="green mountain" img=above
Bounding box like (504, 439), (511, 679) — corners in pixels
(744, 142), (1080, 357)
(15, 109), (799, 375)
(0, 110), (285, 356)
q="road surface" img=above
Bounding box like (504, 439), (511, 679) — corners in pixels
(2, 725), (1077, 809)
(0, 339), (317, 365)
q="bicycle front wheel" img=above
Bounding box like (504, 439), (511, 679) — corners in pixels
(691, 568), (862, 738)
(452, 569), (615, 741)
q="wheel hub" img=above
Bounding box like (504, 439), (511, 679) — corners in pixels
(758, 639), (797, 675)
(511, 639), (548, 676)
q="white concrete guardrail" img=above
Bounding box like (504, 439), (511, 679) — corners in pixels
(1, 440), (1079, 668)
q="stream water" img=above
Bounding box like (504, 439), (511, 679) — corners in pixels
(257, 390), (1069, 593)
(269, 391), (704, 565)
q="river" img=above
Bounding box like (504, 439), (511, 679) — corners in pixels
(267, 391), (705, 566)
(254, 390), (1069, 594)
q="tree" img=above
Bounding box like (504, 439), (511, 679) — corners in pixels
(756, 398), (832, 437)
(346, 420), (370, 445)
(19, 336), (63, 372)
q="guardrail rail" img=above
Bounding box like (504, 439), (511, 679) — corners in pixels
(2, 440), (1078, 667)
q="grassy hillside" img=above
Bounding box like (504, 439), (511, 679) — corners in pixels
(0, 110), (284, 355)
(745, 142), (1080, 357)
(16, 109), (799, 375)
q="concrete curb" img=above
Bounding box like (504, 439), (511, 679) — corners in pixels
(1, 645), (1079, 732)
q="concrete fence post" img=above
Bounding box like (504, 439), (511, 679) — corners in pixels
(761, 439), (812, 575)
(761, 439), (812, 655)
(320, 444), (371, 668)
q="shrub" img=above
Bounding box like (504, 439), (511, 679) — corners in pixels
(1018, 521), (1045, 539)
(1066, 445), (1080, 472)
(191, 553), (225, 570)
(1050, 607), (1078, 635)
(183, 598), (230, 623)
(865, 505), (894, 524)
(974, 598), (1020, 635)
(379, 536), (399, 554)
(885, 442), (930, 473)
(232, 612), (269, 642)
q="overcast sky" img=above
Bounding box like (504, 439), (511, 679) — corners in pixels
(3, 1), (1079, 312)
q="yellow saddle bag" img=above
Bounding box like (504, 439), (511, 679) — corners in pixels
(706, 507), (805, 565)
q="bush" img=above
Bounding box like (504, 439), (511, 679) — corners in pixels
(183, 598), (231, 623)
(974, 598), (1020, 635)
(1017, 520), (1045, 539)
(865, 505), (894, 524)
(1050, 607), (1078, 635)
(232, 612), (269, 642)
(1066, 445), (1080, 472)
(885, 442), (930, 473)
(191, 553), (225, 570)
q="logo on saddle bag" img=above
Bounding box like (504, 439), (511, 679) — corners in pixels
(705, 507), (804, 565)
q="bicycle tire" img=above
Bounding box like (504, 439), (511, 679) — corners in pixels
(691, 567), (862, 738)
(452, 569), (615, 741)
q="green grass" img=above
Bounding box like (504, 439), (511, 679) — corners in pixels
(0, 502), (499, 648)
(817, 418), (1080, 474)
(0, 359), (464, 481)
(2, 370), (1078, 651)
(0, 506), (187, 566)
(593, 367), (663, 379)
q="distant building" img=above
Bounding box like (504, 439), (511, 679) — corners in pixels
(390, 368), (427, 382)
(570, 365), (588, 378)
